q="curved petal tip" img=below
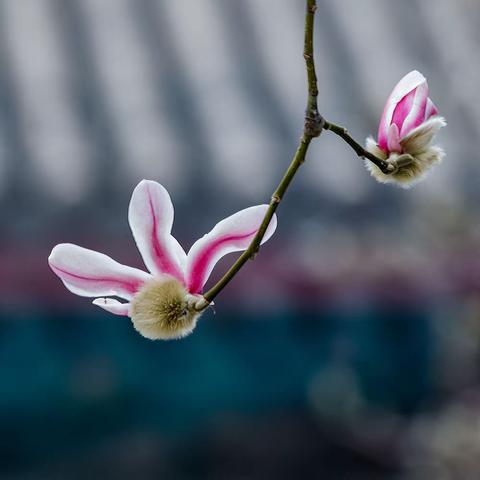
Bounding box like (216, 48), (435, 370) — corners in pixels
(185, 205), (278, 294)
(93, 298), (131, 316)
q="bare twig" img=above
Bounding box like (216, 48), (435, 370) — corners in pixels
(323, 120), (392, 174)
(197, 0), (322, 309)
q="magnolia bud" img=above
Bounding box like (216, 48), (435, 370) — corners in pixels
(365, 70), (446, 188)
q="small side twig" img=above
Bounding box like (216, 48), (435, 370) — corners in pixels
(323, 120), (393, 174)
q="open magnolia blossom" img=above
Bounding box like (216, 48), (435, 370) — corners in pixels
(49, 180), (277, 340)
(365, 70), (446, 188)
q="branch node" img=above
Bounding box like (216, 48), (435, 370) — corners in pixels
(194, 297), (210, 312)
(271, 194), (281, 205)
(304, 111), (324, 138)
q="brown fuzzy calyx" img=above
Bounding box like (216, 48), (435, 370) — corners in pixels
(364, 117), (446, 189)
(130, 277), (202, 340)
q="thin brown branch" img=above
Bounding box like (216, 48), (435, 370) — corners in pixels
(197, 0), (322, 309)
(323, 120), (393, 174)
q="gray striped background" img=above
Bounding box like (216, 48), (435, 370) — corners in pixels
(0, 0), (478, 303)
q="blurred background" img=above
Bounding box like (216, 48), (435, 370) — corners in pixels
(0, 0), (479, 478)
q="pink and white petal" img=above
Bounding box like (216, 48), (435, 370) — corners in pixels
(128, 180), (186, 281)
(399, 81), (429, 138)
(400, 116), (447, 155)
(387, 124), (402, 153)
(365, 136), (388, 160)
(49, 243), (151, 300)
(424, 98), (439, 120)
(93, 298), (131, 316)
(391, 89), (415, 131)
(169, 235), (188, 272)
(378, 71), (426, 151)
(185, 205), (277, 294)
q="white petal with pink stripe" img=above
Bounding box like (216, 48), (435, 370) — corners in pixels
(399, 81), (429, 138)
(92, 298), (131, 316)
(185, 205), (277, 294)
(49, 243), (152, 299)
(128, 180), (186, 281)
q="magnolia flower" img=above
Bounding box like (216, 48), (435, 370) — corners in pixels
(49, 180), (277, 340)
(365, 70), (446, 187)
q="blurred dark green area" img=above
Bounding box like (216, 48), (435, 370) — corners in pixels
(0, 305), (434, 478)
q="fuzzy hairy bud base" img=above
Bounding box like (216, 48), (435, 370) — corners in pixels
(365, 117), (446, 188)
(130, 277), (202, 340)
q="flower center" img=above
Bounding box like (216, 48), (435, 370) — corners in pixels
(130, 277), (202, 340)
